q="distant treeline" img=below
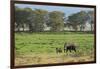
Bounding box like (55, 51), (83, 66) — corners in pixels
(15, 6), (94, 32)
(16, 31), (94, 35)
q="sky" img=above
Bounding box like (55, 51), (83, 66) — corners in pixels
(15, 3), (94, 17)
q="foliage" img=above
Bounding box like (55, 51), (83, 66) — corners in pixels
(48, 11), (65, 32)
(15, 6), (94, 32)
(67, 11), (88, 31)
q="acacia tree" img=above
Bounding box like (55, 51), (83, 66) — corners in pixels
(48, 11), (65, 32)
(15, 7), (22, 31)
(67, 13), (80, 31)
(67, 11), (88, 31)
(87, 11), (94, 32)
(30, 9), (48, 32)
(15, 7), (33, 31)
(23, 8), (34, 32)
(77, 11), (88, 31)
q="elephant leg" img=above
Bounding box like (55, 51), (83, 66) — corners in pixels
(64, 49), (66, 53)
(74, 49), (76, 52)
(69, 49), (71, 52)
(65, 49), (67, 53)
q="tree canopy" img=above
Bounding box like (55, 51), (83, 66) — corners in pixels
(15, 6), (94, 32)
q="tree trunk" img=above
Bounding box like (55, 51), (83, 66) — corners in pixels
(80, 25), (82, 31)
(16, 24), (20, 32)
(18, 27), (20, 32)
(22, 24), (24, 32)
(90, 23), (93, 32)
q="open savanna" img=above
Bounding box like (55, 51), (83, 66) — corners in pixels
(15, 32), (94, 66)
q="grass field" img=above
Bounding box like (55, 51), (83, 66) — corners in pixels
(15, 32), (94, 66)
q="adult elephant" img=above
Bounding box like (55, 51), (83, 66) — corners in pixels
(64, 42), (76, 53)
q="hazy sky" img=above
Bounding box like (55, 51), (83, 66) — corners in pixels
(15, 4), (94, 17)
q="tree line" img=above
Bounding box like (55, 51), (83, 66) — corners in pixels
(15, 6), (94, 32)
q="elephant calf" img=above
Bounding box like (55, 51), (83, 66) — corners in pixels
(56, 48), (62, 54)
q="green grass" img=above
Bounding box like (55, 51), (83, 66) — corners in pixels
(15, 32), (94, 66)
